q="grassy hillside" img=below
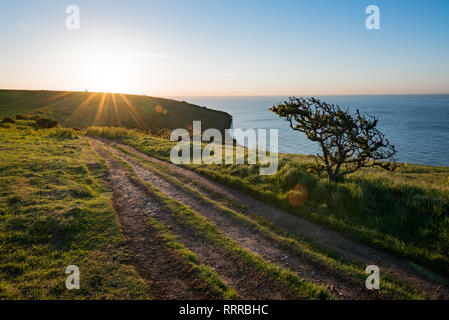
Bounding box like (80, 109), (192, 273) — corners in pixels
(85, 126), (449, 278)
(0, 90), (231, 133)
(0, 123), (149, 299)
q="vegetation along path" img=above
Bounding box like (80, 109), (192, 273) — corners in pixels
(95, 138), (449, 300)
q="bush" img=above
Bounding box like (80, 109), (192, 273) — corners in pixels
(1, 117), (15, 124)
(86, 126), (145, 139)
(15, 114), (30, 120)
(47, 127), (79, 139)
(36, 117), (58, 129)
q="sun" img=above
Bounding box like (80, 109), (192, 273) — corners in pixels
(89, 65), (128, 93)
(85, 53), (132, 94)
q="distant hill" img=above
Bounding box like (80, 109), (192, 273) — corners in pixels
(0, 90), (232, 133)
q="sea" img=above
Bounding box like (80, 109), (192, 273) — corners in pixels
(177, 95), (449, 167)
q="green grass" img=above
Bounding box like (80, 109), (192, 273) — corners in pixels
(0, 124), (149, 299)
(86, 126), (449, 278)
(0, 89), (231, 133)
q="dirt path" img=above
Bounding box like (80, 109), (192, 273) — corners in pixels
(85, 138), (217, 299)
(104, 139), (449, 299)
(95, 138), (393, 299)
(88, 138), (298, 300)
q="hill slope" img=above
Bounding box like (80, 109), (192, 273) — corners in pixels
(0, 90), (232, 132)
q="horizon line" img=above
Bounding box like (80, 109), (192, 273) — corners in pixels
(1, 87), (449, 98)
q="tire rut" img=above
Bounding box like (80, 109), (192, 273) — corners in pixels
(97, 138), (385, 299)
(89, 138), (298, 300)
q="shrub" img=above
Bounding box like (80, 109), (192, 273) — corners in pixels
(47, 127), (79, 139)
(86, 126), (146, 139)
(1, 117), (15, 124)
(36, 117), (58, 129)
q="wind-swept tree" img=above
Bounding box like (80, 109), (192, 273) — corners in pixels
(270, 97), (398, 182)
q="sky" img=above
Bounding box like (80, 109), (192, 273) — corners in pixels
(0, 0), (448, 97)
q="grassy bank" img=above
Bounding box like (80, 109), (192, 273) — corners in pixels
(86, 126), (449, 277)
(0, 123), (149, 299)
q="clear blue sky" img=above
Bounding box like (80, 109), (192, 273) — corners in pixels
(0, 0), (448, 96)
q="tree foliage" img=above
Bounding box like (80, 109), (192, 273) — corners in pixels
(270, 97), (399, 182)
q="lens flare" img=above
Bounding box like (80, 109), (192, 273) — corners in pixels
(155, 105), (163, 113)
(287, 184), (309, 207)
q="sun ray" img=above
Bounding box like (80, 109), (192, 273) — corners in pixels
(93, 92), (106, 125)
(111, 93), (121, 126)
(119, 94), (146, 128)
(66, 92), (97, 124)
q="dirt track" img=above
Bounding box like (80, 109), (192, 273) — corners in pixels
(88, 139), (218, 299)
(89, 138), (298, 299)
(91, 137), (449, 300)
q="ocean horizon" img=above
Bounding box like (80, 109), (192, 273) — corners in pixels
(177, 94), (449, 167)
